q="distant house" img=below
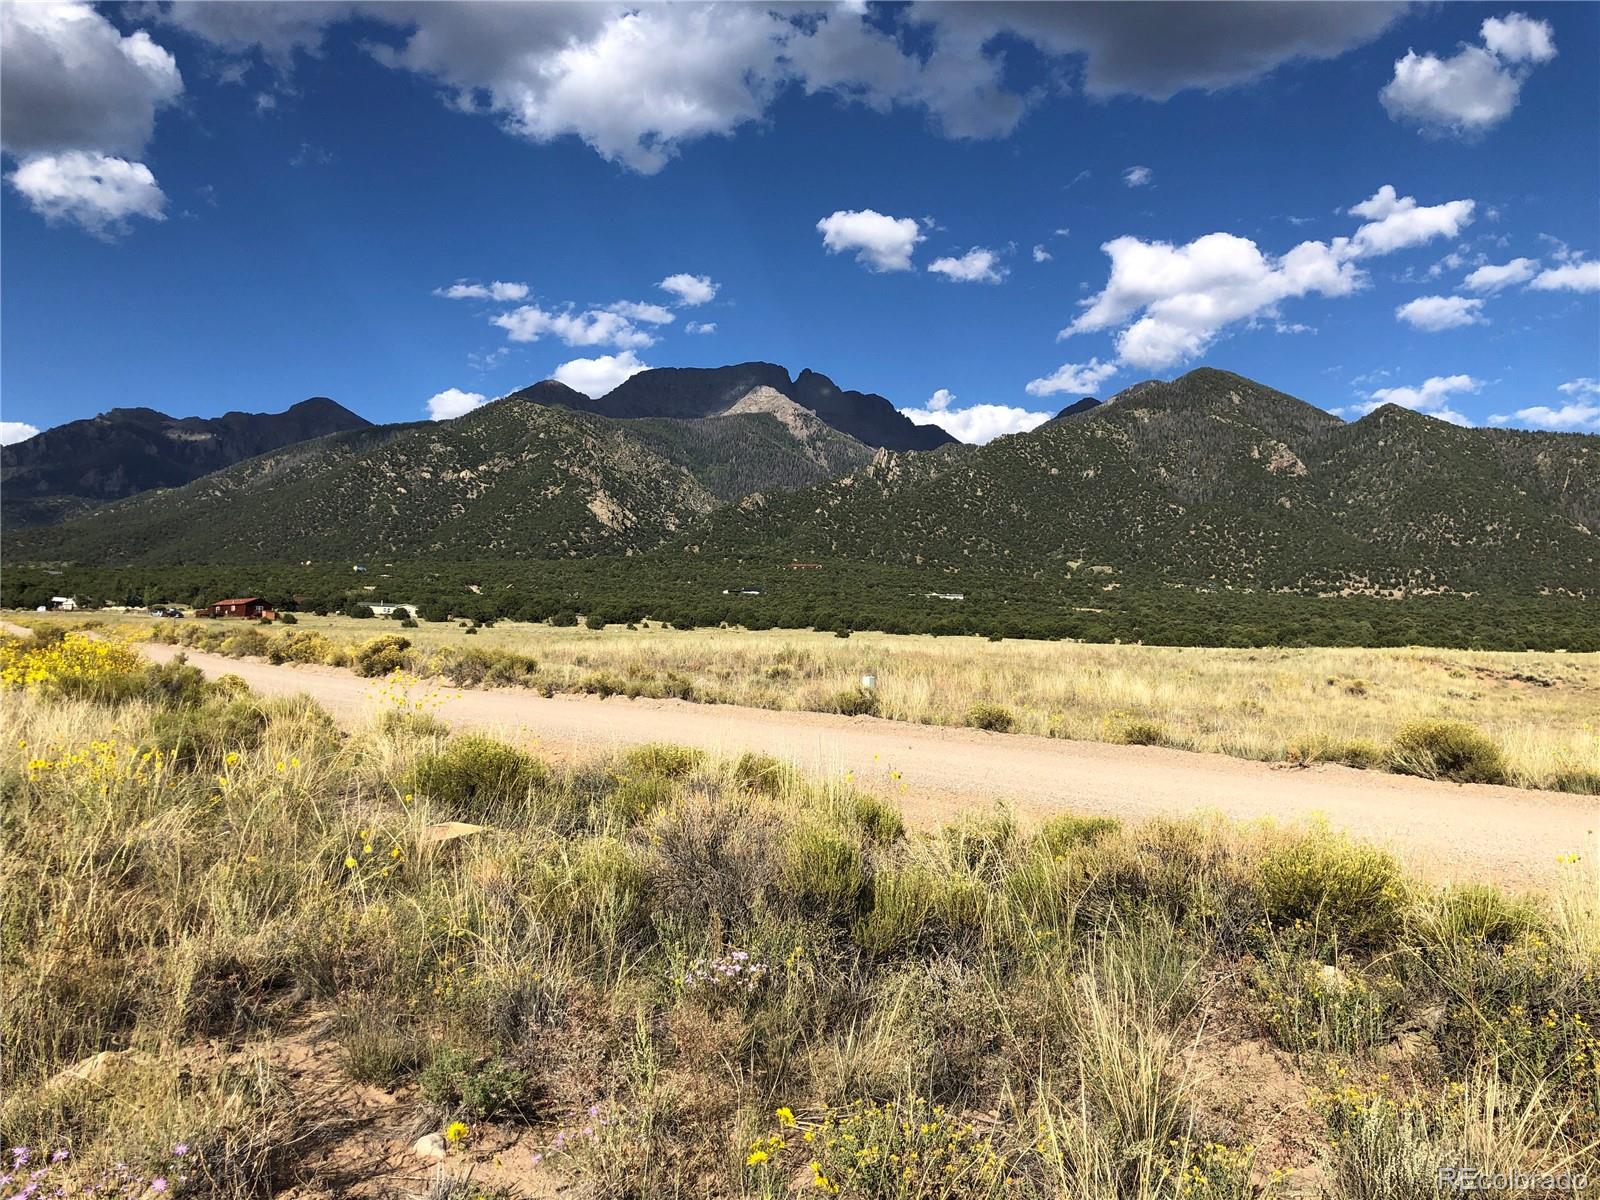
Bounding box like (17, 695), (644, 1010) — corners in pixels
(200, 596), (275, 620)
(923, 592), (966, 601)
(368, 602), (416, 618)
(48, 596), (78, 611)
(788, 562), (822, 570)
(352, 564), (368, 573)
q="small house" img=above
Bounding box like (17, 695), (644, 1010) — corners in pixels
(48, 596), (78, 611)
(201, 596), (275, 620)
(368, 602), (416, 618)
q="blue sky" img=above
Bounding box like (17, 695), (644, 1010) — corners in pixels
(3, 2), (1597, 446)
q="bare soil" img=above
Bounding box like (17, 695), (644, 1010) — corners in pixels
(138, 642), (1598, 890)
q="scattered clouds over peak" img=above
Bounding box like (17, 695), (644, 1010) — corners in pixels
(1362, 374), (1480, 424)
(1061, 185), (1474, 370)
(1489, 378), (1600, 431)
(1396, 294), (1486, 331)
(927, 246), (1007, 284)
(817, 208), (924, 272)
(552, 350), (649, 398)
(899, 387), (1051, 444)
(491, 304), (656, 350)
(426, 387), (488, 421)
(1381, 12), (1557, 137)
(657, 273), (719, 306)
(685, 321), (717, 335)
(435, 280), (530, 302)
(1025, 359), (1119, 397)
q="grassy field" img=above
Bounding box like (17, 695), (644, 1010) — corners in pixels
(1, 628), (1596, 1199)
(15, 609), (1600, 793)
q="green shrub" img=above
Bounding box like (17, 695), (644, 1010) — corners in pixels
(1389, 720), (1507, 784)
(836, 790), (905, 844)
(732, 751), (788, 796)
(1417, 883), (1539, 948)
(605, 773), (675, 823)
(268, 630), (335, 665)
(783, 822), (866, 920)
(1547, 768), (1600, 795)
(410, 735), (550, 820)
(621, 743), (703, 779)
(353, 634), (412, 678)
(1257, 833), (1406, 952)
(964, 702), (1015, 732)
(278, 612), (298, 625)
(148, 697), (269, 766)
(219, 628), (271, 658)
(1037, 812), (1121, 855)
(584, 614), (605, 630)
(828, 687), (880, 717)
(418, 1047), (531, 1121)
(1107, 715), (1167, 746)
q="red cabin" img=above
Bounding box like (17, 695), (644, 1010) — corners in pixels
(200, 596), (275, 620)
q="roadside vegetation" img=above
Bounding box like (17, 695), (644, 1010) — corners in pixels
(2, 629), (1596, 1198)
(13, 611), (1600, 795)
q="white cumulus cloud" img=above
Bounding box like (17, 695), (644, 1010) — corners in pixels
(1032, 244), (1052, 263)
(1528, 260), (1600, 292)
(1, 2), (182, 236)
(1362, 374), (1480, 424)
(7, 152), (166, 238)
(427, 388), (488, 421)
(899, 389), (1050, 444)
(1396, 294), (1487, 331)
(492, 304), (655, 349)
(657, 273), (719, 306)
(927, 246), (1006, 284)
(1381, 12), (1556, 136)
(1061, 185), (1473, 370)
(157, 3), (1404, 174)
(434, 280), (530, 301)
(552, 350), (649, 398)
(0, 421), (42, 446)
(0, 2), (183, 158)
(1462, 257), (1538, 291)
(685, 321), (717, 335)
(816, 208), (924, 272)
(1122, 165), (1153, 187)
(1490, 379), (1600, 431)
(606, 300), (675, 325)
(1480, 13), (1558, 63)
(1025, 359), (1119, 397)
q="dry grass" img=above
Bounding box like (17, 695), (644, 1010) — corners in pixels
(2, 633), (1597, 1197)
(21, 609), (1600, 793)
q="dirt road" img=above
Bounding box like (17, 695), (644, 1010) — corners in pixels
(138, 641), (1595, 888)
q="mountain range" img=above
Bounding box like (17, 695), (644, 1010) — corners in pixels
(1, 397), (370, 526)
(516, 362), (955, 451)
(7, 366), (1597, 599)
